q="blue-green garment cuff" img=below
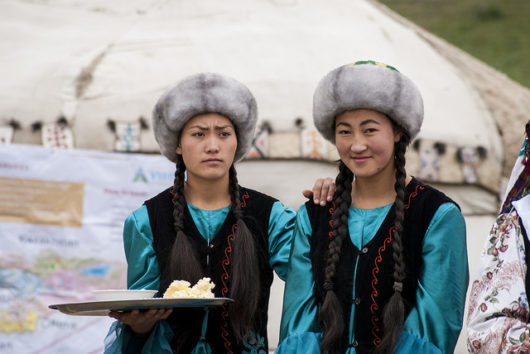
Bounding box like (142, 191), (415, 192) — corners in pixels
(104, 320), (174, 354)
(276, 332), (321, 354)
(395, 331), (442, 354)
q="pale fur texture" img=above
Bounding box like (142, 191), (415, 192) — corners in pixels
(313, 63), (423, 142)
(153, 72), (258, 162)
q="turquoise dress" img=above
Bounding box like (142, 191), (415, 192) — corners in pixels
(278, 202), (468, 354)
(104, 201), (295, 354)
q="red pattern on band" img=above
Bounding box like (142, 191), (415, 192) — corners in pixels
(369, 184), (423, 346)
(328, 203), (335, 239)
(221, 303), (233, 353)
(220, 223), (237, 353)
(219, 190), (249, 354)
(240, 191), (250, 208)
(405, 185), (424, 210)
(169, 187), (176, 204)
(369, 226), (394, 345)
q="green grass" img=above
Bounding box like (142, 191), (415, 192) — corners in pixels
(378, 0), (530, 88)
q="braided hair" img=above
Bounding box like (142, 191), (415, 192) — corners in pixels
(319, 161), (354, 354)
(374, 135), (410, 354)
(167, 155), (203, 285)
(227, 164), (261, 342)
(166, 155), (260, 343)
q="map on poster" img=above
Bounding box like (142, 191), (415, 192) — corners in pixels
(0, 144), (174, 354)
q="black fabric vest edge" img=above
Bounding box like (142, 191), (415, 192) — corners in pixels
(144, 186), (277, 353)
(307, 177), (459, 353)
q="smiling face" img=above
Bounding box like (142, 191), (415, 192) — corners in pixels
(176, 113), (238, 182)
(335, 109), (402, 181)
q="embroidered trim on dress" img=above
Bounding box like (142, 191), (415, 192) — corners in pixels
(369, 226), (394, 345)
(328, 203), (335, 239)
(220, 190), (250, 353)
(240, 191), (250, 208)
(369, 184), (423, 346)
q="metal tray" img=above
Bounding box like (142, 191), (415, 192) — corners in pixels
(49, 297), (232, 316)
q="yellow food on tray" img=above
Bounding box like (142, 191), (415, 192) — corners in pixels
(163, 277), (215, 299)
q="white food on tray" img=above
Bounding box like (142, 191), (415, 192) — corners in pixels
(163, 277), (215, 299)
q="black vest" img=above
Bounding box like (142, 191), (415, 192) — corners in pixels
(144, 186), (276, 353)
(308, 178), (457, 353)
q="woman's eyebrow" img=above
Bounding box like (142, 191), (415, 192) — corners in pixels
(336, 121), (351, 128)
(187, 125), (208, 130)
(359, 119), (380, 126)
(214, 125), (233, 130)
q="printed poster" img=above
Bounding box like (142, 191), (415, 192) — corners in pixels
(0, 144), (175, 353)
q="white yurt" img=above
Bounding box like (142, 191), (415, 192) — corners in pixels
(1, 0), (530, 352)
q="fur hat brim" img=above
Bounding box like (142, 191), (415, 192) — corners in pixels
(153, 72), (258, 163)
(313, 62), (423, 143)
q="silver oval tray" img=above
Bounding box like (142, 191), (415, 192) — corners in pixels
(49, 297), (233, 316)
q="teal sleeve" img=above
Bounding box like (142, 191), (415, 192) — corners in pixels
(104, 319), (174, 354)
(104, 205), (174, 353)
(402, 202), (468, 353)
(276, 332), (321, 354)
(123, 205), (161, 290)
(268, 201), (296, 281)
(279, 204), (321, 343)
(394, 332), (442, 354)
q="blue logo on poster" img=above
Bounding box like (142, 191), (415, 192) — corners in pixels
(133, 168), (148, 183)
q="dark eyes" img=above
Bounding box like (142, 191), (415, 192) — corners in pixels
(336, 128), (377, 135)
(191, 131), (232, 137)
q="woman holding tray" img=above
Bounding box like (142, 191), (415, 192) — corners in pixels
(103, 72), (333, 354)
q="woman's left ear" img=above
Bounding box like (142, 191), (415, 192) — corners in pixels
(394, 131), (403, 143)
(176, 144), (182, 155)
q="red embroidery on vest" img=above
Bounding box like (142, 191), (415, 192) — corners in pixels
(219, 191), (249, 354)
(328, 203), (335, 239)
(240, 191), (250, 208)
(220, 223), (237, 354)
(369, 226), (394, 345)
(369, 184), (423, 346)
(169, 187), (176, 204)
(405, 185), (424, 210)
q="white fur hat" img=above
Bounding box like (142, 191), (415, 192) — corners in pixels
(313, 61), (424, 143)
(153, 72), (258, 163)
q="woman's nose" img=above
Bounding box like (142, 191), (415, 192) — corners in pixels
(350, 140), (366, 153)
(205, 136), (220, 152)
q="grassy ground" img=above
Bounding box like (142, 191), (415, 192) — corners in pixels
(378, 0), (530, 89)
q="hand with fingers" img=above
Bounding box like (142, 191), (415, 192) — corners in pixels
(302, 177), (336, 206)
(109, 308), (173, 336)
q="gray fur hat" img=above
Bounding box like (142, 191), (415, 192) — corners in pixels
(153, 72), (258, 163)
(313, 61), (424, 143)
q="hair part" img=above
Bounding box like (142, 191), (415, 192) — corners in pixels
(374, 135), (410, 354)
(319, 161), (354, 354)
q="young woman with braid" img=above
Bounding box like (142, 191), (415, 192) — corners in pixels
(278, 61), (469, 354)
(102, 72), (330, 353)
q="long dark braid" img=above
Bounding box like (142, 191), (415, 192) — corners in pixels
(374, 136), (410, 354)
(319, 161), (354, 354)
(227, 165), (261, 343)
(168, 155), (203, 286)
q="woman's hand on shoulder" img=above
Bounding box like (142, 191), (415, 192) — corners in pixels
(109, 308), (172, 336)
(302, 177), (335, 206)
